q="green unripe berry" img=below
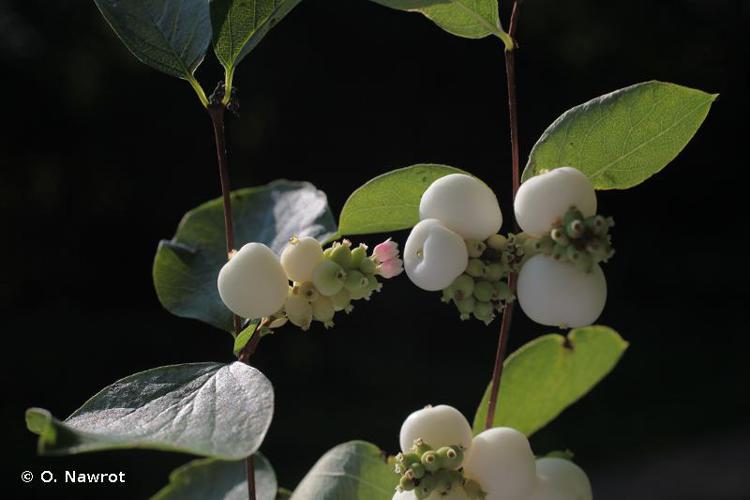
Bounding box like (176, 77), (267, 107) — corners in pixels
(399, 475), (416, 491)
(466, 258), (485, 278)
(550, 227), (569, 244)
(350, 244), (368, 268)
(486, 233), (507, 251)
(312, 296), (335, 327)
(532, 236), (555, 255)
(412, 439), (431, 456)
(563, 207), (585, 226)
(466, 239), (487, 258)
(565, 219), (586, 239)
(285, 293), (313, 331)
(586, 214), (609, 235)
(452, 274), (475, 301)
(441, 285), (455, 303)
(323, 246), (334, 258)
(421, 450), (440, 472)
(455, 296), (476, 320)
(296, 281), (319, 302)
(366, 275), (382, 293)
(473, 300), (495, 325)
(493, 280), (513, 301)
(400, 452), (422, 469)
(415, 475), (435, 500)
(331, 288), (352, 312)
(573, 252), (594, 272)
(359, 256), (377, 275)
(344, 269), (369, 291)
(566, 245), (583, 262)
(473, 281), (495, 302)
(437, 446), (464, 470)
(551, 243), (567, 261)
(409, 462), (426, 479)
(312, 260), (346, 296)
(330, 241), (352, 268)
(484, 262), (507, 281)
(432, 469), (453, 495)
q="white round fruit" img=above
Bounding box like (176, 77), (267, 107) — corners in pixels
(529, 458), (592, 500)
(517, 254), (606, 328)
(463, 427), (537, 500)
(514, 167), (597, 237)
(217, 243), (289, 319)
(280, 236), (324, 282)
(404, 219), (469, 291)
(399, 405), (473, 453)
(392, 490), (470, 500)
(419, 173), (503, 241)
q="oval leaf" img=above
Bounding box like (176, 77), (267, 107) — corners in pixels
(523, 81), (717, 189)
(338, 164), (465, 237)
(26, 362), (274, 459)
(153, 180), (337, 333)
(152, 454), (277, 500)
(291, 441), (398, 500)
(94, 0), (211, 79)
(211, 0), (303, 72)
(473, 326), (628, 436)
(370, 0), (510, 44)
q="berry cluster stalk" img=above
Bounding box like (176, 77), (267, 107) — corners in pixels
(485, 0), (523, 431)
(207, 93), (257, 500)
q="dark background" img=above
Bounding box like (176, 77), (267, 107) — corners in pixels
(2, 0), (747, 498)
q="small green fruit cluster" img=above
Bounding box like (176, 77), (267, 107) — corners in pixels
(526, 206), (614, 272)
(395, 439), (484, 500)
(441, 233), (525, 325)
(284, 239), (386, 331)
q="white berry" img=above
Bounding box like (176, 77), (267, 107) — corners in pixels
(514, 167), (597, 237)
(399, 405), (473, 453)
(529, 458), (592, 500)
(404, 219), (469, 291)
(420, 173), (503, 241)
(217, 243), (289, 319)
(280, 236), (324, 282)
(517, 254), (606, 328)
(462, 427), (537, 500)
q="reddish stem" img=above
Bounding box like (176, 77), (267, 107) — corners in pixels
(485, 0), (522, 430)
(207, 99), (256, 500)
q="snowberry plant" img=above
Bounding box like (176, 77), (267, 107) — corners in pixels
(24, 1), (714, 500)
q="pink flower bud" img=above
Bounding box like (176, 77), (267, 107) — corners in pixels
(372, 238), (399, 263)
(377, 258), (404, 279)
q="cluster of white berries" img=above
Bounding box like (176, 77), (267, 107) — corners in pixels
(514, 168), (611, 328)
(217, 236), (403, 331)
(404, 168), (613, 329)
(404, 174), (513, 324)
(393, 405), (592, 500)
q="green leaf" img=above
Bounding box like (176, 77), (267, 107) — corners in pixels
(152, 454), (277, 500)
(290, 441), (398, 500)
(93, 0), (211, 79)
(153, 180), (337, 333)
(523, 81), (717, 190)
(27, 362), (274, 459)
(276, 489), (293, 499)
(233, 320), (260, 356)
(473, 326), (628, 436)
(369, 1), (512, 47)
(211, 0), (303, 73)
(338, 164), (465, 237)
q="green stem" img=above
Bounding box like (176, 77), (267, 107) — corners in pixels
(485, 0), (522, 431)
(188, 75), (209, 108)
(222, 67), (236, 106)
